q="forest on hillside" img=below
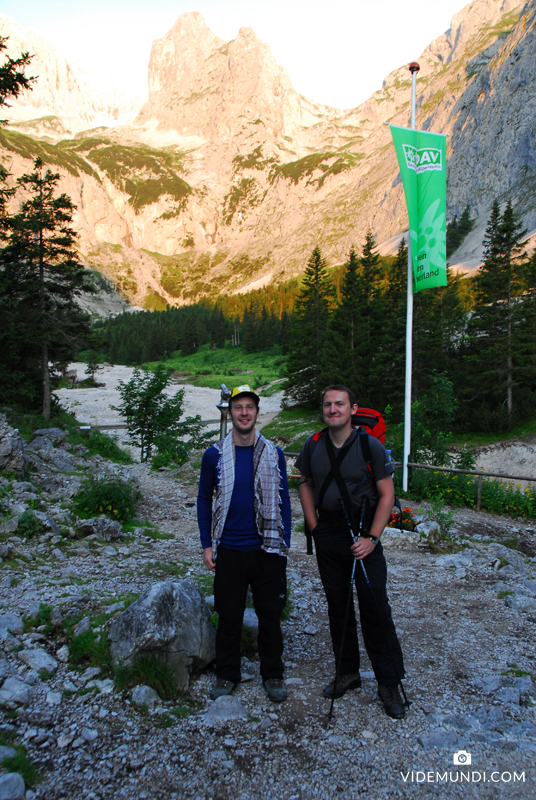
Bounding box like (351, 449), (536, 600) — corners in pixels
(86, 201), (536, 436)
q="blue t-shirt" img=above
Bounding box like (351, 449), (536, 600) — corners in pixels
(197, 443), (292, 551)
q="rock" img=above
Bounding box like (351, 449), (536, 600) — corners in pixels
(0, 519), (19, 535)
(73, 617), (91, 637)
(45, 691), (62, 706)
(31, 512), (60, 535)
(505, 595), (536, 613)
(56, 733), (74, 749)
(303, 625), (318, 635)
(204, 695), (248, 725)
(0, 543), (13, 558)
(105, 602), (125, 615)
(17, 649), (58, 674)
(79, 666), (100, 683)
(523, 579), (536, 595)
(52, 548), (66, 560)
(0, 677), (34, 707)
(49, 608), (63, 626)
(0, 745), (16, 762)
(31, 428), (66, 444)
(132, 685), (161, 708)
(380, 528), (421, 549)
(0, 416), (27, 475)
(0, 613), (24, 636)
(81, 727), (99, 742)
(108, 579), (216, 691)
(415, 520), (441, 543)
(102, 545), (117, 556)
(47, 451), (77, 473)
(242, 608), (258, 636)
(76, 518), (124, 541)
(56, 645), (69, 663)
(25, 436), (53, 454)
(417, 730), (462, 749)
(0, 773), (25, 800)
(0, 632), (21, 652)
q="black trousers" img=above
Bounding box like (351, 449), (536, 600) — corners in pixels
(213, 546), (287, 684)
(313, 515), (405, 686)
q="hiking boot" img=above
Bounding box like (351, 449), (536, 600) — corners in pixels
(378, 684), (406, 719)
(210, 679), (236, 700)
(263, 678), (288, 702)
(322, 672), (362, 699)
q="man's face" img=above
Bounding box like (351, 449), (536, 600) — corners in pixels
(229, 395), (259, 435)
(322, 390), (357, 431)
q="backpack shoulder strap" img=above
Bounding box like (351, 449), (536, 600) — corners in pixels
(359, 429), (375, 481)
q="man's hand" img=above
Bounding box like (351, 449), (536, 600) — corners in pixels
(203, 547), (215, 571)
(351, 536), (377, 560)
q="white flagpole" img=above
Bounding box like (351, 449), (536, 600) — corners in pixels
(402, 61), (420, 492)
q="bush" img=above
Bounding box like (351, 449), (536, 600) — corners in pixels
(84, 431), (133, 464)
(16, 510), (43, 538)
(151, 435), (190, 470)
(402, 468), (536, 519)
(73, 474), (140, 523)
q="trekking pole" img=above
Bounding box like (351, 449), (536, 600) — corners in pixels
(327, 503), (366, 721)
(341, 500), (410, 710)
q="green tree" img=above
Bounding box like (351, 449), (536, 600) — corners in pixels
(0, 158), (92, 417)
(285, 246), (332, 404)
(320, 246), (361, 391)
(462, 199), (527, 430)
(376, 238), (408, 411)
(113, 365), (211, 462)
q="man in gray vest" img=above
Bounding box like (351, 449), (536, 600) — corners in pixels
(296, 384), (406, 719)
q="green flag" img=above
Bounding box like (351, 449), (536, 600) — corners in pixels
(390, 125), (447, 293)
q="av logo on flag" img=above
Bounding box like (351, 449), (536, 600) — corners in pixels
(402, 144), (442, 173)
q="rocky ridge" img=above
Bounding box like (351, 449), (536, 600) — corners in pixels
(0, 1), (533, 307)
(0, 411), (535, 797)
(0, 15), (143, 128)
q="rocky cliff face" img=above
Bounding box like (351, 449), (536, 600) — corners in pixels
(0, 15), (142, 128)
(0, 0), (532, 307)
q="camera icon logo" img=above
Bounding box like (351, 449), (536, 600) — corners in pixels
(453, 750), (472, 765)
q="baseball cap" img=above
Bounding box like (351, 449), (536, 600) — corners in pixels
(230, 384), (260, 403)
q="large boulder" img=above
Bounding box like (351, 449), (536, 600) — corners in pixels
(108, 579), (216, 691)
(0, 416), (26, 475)
(76, 517), (123, 541)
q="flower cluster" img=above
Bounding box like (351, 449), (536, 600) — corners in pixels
(388, 507), (417, 532)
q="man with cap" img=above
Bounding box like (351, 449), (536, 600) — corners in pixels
(197, 385), (292, 702)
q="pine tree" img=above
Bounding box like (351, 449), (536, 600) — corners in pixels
(376, 238), (408, 411)
(320, 246), (361, 393)
(0, 158), (92, 417)
(285, 246), (332, 405)
(463, 199), (527, 430)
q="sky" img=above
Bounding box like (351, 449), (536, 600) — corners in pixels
(0, 0), (467, 109)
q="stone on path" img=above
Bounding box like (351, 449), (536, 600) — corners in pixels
(204, 695), (248, 725)
(0, 677), (34, 707)
(0, 613), (24, 636)
(132, 685), (161, 708)
(380, 529), (421, 548)
(0, 773), (25, 800)
(0, 746), (16, 762)
(17, 648), (58, 674)
(108, 579), (216, 691)
(77, 518), (124, 541)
